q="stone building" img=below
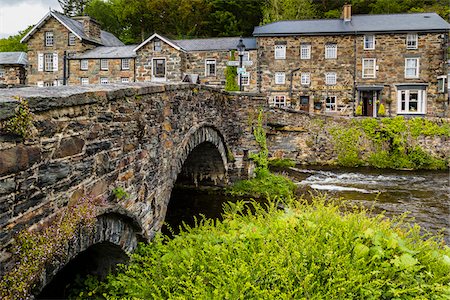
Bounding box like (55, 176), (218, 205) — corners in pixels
(0, 52), (27, 87)
(20, 10), (124, 87)
(253, 5), (450, 117)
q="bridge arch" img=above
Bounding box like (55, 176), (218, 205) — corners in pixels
(34, 209), (144, 298)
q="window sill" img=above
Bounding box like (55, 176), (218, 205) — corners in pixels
(397, 112), (425, 115)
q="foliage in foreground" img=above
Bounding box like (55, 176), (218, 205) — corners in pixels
(268, 158), (296, 170)
(79, 197), (450, 299)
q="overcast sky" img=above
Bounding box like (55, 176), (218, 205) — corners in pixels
(0, 0), (61, 38)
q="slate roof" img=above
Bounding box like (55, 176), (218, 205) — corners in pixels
(73, 45), (137, 59)
(21, 11), (123, 46)
(175, 37), (257, 51)
(253, 13), (450, 36)
(0, 52), (28, 66)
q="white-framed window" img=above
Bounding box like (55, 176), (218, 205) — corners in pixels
(437, 76), (446, 93)
(325, 44), (337, 59)
(100, 59), (108, 70)
(152, 58), (166, 79)
(275, 45), (286, 59)
(80, 77), (89, 85)
(364, 35), (375, 50)
(121, 58), (130, 70)
(0, 68), (4, 78)
(325, 72), (336, 85)
(238, 72), (250, 86)
(68, 33), (76, 46)
(397, 89), (426, 114)
(325, 96), (337, 111)
(45, 32), (54, 46)
(301, 73), (310, 85)
(300, 44), (311, 59)
(44, 53), (54, 71)
(362, 58), (376, 78)
(405, 58), (419, 78)
(121, 77), (130, 83)
(154, 40), (161, 52)
(242, 51), (250, 61)
(205, 59), (216, 76)
(271, 95), (286, 107)
(275, 72), (285, 84)
(80, 59), (88, 70)
(406, 34), (418, 49)
(100, 77), (109, 85)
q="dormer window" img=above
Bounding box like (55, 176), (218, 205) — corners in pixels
(45, 32), (54, 46)
(154, 40), (161, 52)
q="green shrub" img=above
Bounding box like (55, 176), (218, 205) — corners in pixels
(355, 105), (362, 116)
(378, 103), (386, 116)
(112, 186), (129, 200)
(81, 197), (450, 299)
(225, 50), (239, 91)
(330, 126), (363, 167)
(3, 97), (33, 138)
(268, 158), (296, 169)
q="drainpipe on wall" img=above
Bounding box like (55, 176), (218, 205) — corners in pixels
(352, 31), (357, 117)
(63, 51), (67, 86)
(133, 57), (137, 82)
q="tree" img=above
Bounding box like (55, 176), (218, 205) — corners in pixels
(58, 0), (90, 16)
(0, 26), (32, 52)
(263, 0), (319, 23)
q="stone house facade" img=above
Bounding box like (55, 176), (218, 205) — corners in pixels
(253, 6), (450, 117)
(0, 52), (27, 87)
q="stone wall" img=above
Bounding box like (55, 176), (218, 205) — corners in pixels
(68, 58), (136, 85)
(0, 65), (26, 87)
(0, 83), (264, 281)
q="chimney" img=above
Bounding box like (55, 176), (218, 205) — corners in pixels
(73, 16), (102, 43)
(342, 4), (352, 22)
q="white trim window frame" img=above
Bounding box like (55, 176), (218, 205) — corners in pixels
(205, 59), (216, 77)
(154, 40), (162, 52)
(68, 33), (76, 46)
(325, 95), (337, 112)
(44, 53), (54, 71)
(397, 89), (426, 114)
(275, 45), (286, 59)
(100, 77), (109, 85)
(301, 73), (310, 85)
(121, 58), (130, 70)
(100, 59), (109, 71)
(405, 58), (419, 78)
(238, 72), (250, 86)
(325, 43), (337, 59)
(325, 72), (337, 85)
(364, 35), (375, 50)
(406, 33), (418, 49)
(152, 57), (166, 81)
(242, 52), (250, 62)
(45, 31), (54, 46)
(80, 77), (89, 85)
(80, 59), (88, 71)
(300, 44), (311, 59)
(275, 72), (285, 85)
(121, 77), (130, 83)
(362, 58), (376, 78)
(271, 95), (286, 107)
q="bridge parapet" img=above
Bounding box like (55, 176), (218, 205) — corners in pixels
(0, 83), (265, 287)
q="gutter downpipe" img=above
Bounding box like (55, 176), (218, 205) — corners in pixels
(63, 51), (67, 86)
(353, 31), (357, 117)
(133, 57), (137, 82)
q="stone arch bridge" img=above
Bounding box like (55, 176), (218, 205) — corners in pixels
(0, 83), (264, 295)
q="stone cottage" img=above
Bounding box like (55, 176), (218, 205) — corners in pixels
(253, 5), (450, 117)
(0, 52), (27, 87)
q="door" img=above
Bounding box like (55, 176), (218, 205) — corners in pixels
(152, 58), (166, 81)
(361, 91), (374, 117)
(299, 96), (310, 112)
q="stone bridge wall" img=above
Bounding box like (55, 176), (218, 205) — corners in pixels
(0, 83), (265, 278)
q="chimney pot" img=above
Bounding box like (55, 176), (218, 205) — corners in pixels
(342, 4), (352, 22)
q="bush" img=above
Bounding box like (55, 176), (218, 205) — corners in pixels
(378, 103), (386, 116)
(268, 158), (296, 169)
(81, 197), (450, 299)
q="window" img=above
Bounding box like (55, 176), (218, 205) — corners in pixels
(45, 32), (54, 46)
(397, 89), (426, 114)
(405, 58), (419, 78)
(325, 72), (336, 85)
(100, 59), (108, 70)
(325, 44), (337, 59)
(205, 59), (216, 76)
(80, 59), (88, 70)
(271, 95), (286, 107)
(152, 58), (166, 78)
(364, 35), (375, 50)
(121, 58), (130, 70)
(437, 76), (446, 93)
(406, 34), (418, 49)
(0, 68), (4, 78)
(238, 72), (250, 86)
(44, 53), (54, 71)
(68, 33), (76, 46)
(275, 72), (285, 84)
(100, 77), (109, 85)
(300, 44), (311, 59)
(121, 77), (130, 83)
(325, 96), (337, 111)
(80, 77), (89, 85)
(154, 40), (161, 51)
(242, 52), (250, 61)
(275, 45), (286, 59)
(301, 73), (310, 85)
(362, 58), (376, 78)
